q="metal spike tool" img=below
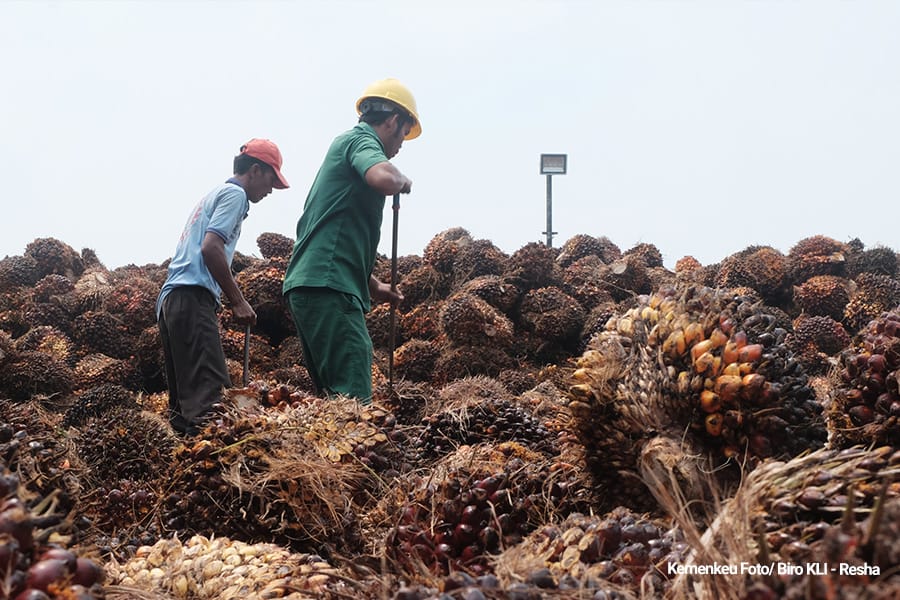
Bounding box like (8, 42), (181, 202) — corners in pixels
(388, 193), (400, 394)
(242, 324), (250, 387)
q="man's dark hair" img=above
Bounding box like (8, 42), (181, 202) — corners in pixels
(233, 154), (272, 176)
(358, 98), (412, 129)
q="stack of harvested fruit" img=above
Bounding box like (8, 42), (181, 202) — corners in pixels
(0, 231), (897, 598)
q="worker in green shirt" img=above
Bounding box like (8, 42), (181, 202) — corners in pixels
(282, 78), (421, 403)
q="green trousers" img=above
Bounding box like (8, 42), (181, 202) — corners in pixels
(285, 287), (373, 403)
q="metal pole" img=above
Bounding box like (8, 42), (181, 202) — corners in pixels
(242, 324), (250, 387)
(388, 193), (400, 394)
(545, 174), (553, 247)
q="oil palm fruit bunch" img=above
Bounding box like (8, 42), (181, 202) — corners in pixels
(675, 255), (703, 277)
(517, 286), (586, 347)
(233, 256), (293, 338)
(62, 384), (138, 428)
(22, 300), (77, 340)
(273, 335), (304, 369)
(382, 442), (580, 578)
(372, 253), (424, 284)
(80, 479), (161, 550)
(458, 275), (520, 315)
(106, 534), (355, 599)
(256, 231), (294, 259)
(498, 367), (540, 396)
(103, 276), (158, 335)
(569, 284), (826, 514)
(503, 242), (563, 291)
(557, 234), (612, 267)
(13, 326), (73, 366)
(399, 302), (443, 340)
(438, 292), (515, 348)
(416, 395), (558, 460)
(0, 254), (41, 290)
(682, 446), (900, 600)
(72, 353), (139, 391)
(579, 301), (619, 352)
(598, 255), (652, 302)
(594, 235), (623, 264)
(301, 400), (411, 475)
(0, 306), (30, 343)
(494, 508), (687, 597)
(787, 235), (849, 283)
(423, 227), (473, 275)
(562, 255), (616, 311)
(449, 238), (508, 289)
(827, 309), (900, 447)
(159, 413), (281, 543)
(377, 379), (433, 427)
(162, 399), (394, 552)
(843, 272), (900, 333)
(72, 268), (114, 313)
(32, 275), (75, 304)
(397, 263), (450, 312)
(846, 244), (898, 278)
(793, 274), (852, 320)
(72, 310), (131, 359)
(785, 315), (851, 375)
(0, 470), (105, 600)
(74, 408), (175, 485)
(715, 246), (789, 300)
(24, 237), (84, 280)
(0, 401), (80, 512)
(0, 351), (74, 402)
(392, 339), (440, 383)
(623, 242), (664, 268)
(366, 302), (403, 349)
(557, 234), (622, 268)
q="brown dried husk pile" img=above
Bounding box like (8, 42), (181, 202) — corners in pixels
(0, 232), (899, 599)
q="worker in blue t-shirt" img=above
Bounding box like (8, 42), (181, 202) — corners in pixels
(157, 139), (289, 436)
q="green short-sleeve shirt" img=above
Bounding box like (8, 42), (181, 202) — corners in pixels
(282, 123), (388, 310)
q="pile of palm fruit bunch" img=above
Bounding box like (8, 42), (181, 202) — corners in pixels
(826, 309), (900, 448)
(568, 282), (829, 515)
(666, 446), (900, 600)
(1, 230), (899, 599)
(0, 401), (106, 599)
(493, 507), (688, 598)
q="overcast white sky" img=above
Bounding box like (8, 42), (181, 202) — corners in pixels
(2, 0), (898, 270)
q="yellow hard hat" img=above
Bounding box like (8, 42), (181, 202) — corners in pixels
(356, 78), (421, 140)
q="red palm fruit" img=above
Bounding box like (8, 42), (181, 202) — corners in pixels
(38, 548), (76, 572)
(25, 559), (68, 592)
(714, 375), (743, 403)
(705, 413), (724, 436)
(700, 390), (721, 413)
(737, 344), (763, 363)
(741, 374), (766, 400)
(709, 328), (728, 349)
(460, 544), (481, 563)
(868, 354), (887, 373)
(73, 558), (104, 587)
(691, 339), (714, 363)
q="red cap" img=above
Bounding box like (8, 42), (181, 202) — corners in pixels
(240, 139), (289, 189)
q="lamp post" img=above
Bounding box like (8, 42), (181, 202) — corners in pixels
(540, 153), (567, 247)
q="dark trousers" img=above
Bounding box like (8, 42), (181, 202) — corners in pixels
(158, 286), (230, 433)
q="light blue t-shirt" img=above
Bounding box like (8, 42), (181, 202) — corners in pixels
(156, 180), (249, 318)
